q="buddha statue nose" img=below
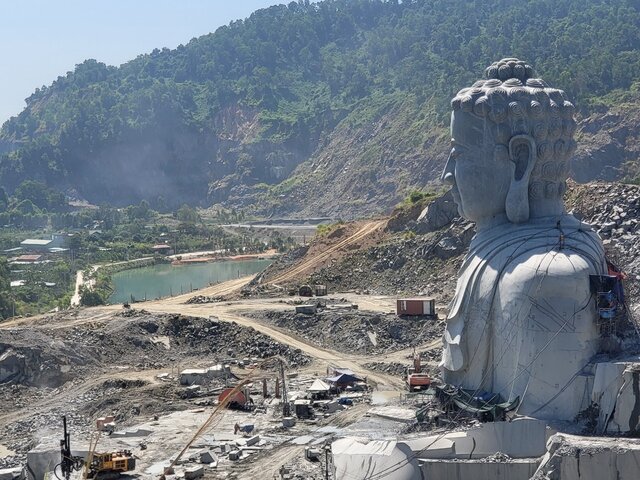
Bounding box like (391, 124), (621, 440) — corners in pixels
(441, 155), (455, 185)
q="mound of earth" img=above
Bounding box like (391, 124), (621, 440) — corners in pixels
(246, 309), (443, 355)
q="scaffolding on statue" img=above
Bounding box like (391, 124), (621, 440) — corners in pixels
(590, 274), (626, 338)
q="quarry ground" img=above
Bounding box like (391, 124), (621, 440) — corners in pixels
(0, 272), (445, 478)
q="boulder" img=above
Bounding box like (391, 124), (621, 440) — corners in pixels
(416, 190), (458, 233)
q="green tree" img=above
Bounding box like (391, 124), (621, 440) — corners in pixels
(79, 286), (105, 306)
(176, 204), (200, 224)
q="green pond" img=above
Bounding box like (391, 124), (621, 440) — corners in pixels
(108, 258), (272, 303)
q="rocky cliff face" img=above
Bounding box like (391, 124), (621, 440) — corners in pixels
(61, 98), (640, 217)
(572, 101), (640, 184)
(248, 95), (449, 219)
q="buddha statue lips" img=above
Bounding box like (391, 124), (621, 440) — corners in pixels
(439, 58), (607, 421)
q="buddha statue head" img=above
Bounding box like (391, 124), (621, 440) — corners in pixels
(441, 58), (578, 229)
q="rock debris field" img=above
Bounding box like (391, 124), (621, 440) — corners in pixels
(0, 309), (310, 468)
(247, 308), (443, 355)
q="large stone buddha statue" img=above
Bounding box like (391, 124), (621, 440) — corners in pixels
(439, 58), (607, 421)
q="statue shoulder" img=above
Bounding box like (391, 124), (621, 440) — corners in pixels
(499, 249), (599, 300)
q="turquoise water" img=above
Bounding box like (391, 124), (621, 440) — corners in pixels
(108, 258), (272, 303)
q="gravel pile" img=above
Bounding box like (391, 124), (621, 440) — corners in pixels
(185, 294), (224, 304)
(249, 309), (443, 355)
(363, 362), (407, 376)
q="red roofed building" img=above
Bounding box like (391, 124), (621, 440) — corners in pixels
(14, 254), (42, 263)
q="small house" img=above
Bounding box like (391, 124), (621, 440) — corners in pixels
(152, 244), (173, 255)
(12, 254), (42, 264)
(326, 373), (363, 391)
(20, 239), (52, 251)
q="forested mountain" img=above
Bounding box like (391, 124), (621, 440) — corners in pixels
(2, 0), (640, 217)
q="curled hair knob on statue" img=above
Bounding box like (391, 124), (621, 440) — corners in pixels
(447, 57), (577, 225)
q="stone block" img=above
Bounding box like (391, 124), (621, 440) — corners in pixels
(534, 433), (640, 480)
(0, 467), (23, 480)
(184, 466), (204, 479)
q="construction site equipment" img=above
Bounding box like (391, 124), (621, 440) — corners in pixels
(435, 384), (520, 422)
(314, 284), (327, 296)
(160, 356), (290, 480)
(590, 273), (626, 337)
(58, 416), (84, 480)
(280, 359), (291, 417)
(87, 452), (136, 478)
(407, 349), (431, 392)
(96, 417), (115, 433)
(234, 423), (255, 435)
(298, 285), (313, 297)
(397, 297), (436, 317)
(218, 388), (248, 409)
(56, 416), (135, 480)
(294, 399), (313, 418)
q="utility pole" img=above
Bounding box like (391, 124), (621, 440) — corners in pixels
(280, 360), (290, 417)
(324, 443), (331, 480)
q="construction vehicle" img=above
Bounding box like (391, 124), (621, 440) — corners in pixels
(407, 349), (431, 392)
(57, 416), (135, 480)
(86, 452), (136, 479)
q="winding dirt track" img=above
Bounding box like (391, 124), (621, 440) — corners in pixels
(266, 220), (386, 285)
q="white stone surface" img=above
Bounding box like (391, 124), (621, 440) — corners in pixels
(440, 218), (606, 421)
(534, 433), (640, 480)
(368, 406), (416, 423)
(332, 438), (420, 480)
(0, 467), (23, 480)
(592, 361), (640, 434)
(419, 458), (539, 480)
(404, 417), (549, 459)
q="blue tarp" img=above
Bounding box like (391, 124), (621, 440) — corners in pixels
(326, 373), (361, 385)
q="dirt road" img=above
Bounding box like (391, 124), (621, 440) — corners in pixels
(2, 273), (434, 390)
(267, 220), (386, 285)
(70, 270), (84, 307)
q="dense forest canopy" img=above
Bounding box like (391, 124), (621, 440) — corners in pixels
(1, 0), (639, 211)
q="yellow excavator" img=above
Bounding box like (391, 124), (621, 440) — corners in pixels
(84, 450), (136, 479)
(57, 416), (135, 480)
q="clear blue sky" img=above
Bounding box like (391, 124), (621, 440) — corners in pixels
(0, 0), (285, 124)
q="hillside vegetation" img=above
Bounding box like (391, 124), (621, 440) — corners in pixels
(2, 0), (640, 216)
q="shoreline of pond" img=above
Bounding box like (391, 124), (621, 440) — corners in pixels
(107, 255), (274, 304)
(74, 251), (279, 306)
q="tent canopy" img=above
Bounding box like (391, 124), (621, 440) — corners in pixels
(308, 379), (331, 392)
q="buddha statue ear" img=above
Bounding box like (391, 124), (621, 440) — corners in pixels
(505, 134), (537, 223)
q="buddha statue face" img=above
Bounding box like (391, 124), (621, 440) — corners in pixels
(441, 58), (578, 229)
(442, 110), (512, 227)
